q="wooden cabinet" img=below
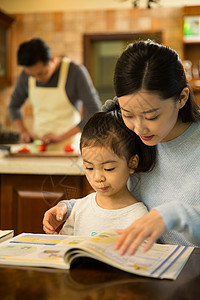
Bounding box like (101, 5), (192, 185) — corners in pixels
(0, 174), (92, 235)
(0, 10), (14, 85)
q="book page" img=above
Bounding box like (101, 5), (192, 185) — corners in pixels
(0, 231), (194, 279)
(64, 229), (194, 280)
(0, 233), (75, 269)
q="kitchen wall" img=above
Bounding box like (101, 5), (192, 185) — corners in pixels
(0, 6), (183, 131)
(0, 0), (200, 12)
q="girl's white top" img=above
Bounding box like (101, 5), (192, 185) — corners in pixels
(60, 193), (148, 236)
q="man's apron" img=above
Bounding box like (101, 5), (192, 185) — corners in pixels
(29, 58), (81, 151)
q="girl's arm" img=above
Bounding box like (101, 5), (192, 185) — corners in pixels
(42, 199), (76, 234)
(59, 199), (77, 220)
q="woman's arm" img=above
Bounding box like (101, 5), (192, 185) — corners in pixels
(115, 202), (200, 255)
(156, 201), (200, 245)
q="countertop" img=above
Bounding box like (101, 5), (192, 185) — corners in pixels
(0, 155), (84, 175)
(0, 143), (85, 175)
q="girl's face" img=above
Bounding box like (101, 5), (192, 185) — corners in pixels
(82, 146), (131, 197)
(118, 89), (184, 146)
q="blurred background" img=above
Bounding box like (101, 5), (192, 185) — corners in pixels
(1, 0), (200, 141)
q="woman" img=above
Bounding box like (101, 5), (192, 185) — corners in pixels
(114, 40), (200, 255)
(43, 40), (200, 255)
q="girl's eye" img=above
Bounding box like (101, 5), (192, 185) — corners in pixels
(85, 167), (93, 170)
(104, 168), (115, 172)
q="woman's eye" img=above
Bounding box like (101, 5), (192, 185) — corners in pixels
(146, 115), (159, 121)
(123, 114), (133, 119)
(85, 167), (93, 170)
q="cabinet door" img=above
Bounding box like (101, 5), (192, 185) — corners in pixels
(0, 11), (14, 85)
(0, 174), (92, 234)
(13, 190), (66, 234)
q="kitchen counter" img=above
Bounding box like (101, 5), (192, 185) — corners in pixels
(0, 155), (84, 175)
(0, 154), (92, 235)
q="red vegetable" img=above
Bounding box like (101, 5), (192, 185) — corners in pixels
(18, 147), (30, 153)
(38, 144), (46, 152)
(64, 144), (76, 152)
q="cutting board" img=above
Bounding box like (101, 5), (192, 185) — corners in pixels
(8, 144), (80, 158)
(10, 151), (80, 158)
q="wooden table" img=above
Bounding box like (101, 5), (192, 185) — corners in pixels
(0, 248), (199, 300)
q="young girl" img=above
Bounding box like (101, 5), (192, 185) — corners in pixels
(43, 100), (156, 236)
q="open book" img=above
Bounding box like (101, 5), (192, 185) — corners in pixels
(0, 230), (14, 243)
(0, 230), (193, 280)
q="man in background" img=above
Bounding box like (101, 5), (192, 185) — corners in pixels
(8, 38), (101, 150)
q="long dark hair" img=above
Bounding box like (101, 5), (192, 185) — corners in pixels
(114, 40), (200, 122)
(80, 99), (156, 173)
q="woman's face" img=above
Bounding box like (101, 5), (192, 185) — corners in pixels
(118, 90), (182, 146)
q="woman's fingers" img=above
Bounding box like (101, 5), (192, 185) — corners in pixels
(116, 228), (150, 255)
(115, 210), (166, 255)
(115, 226), (139, 255)
(128, 230), (159, 255)
(143, 235), (157, 252)
(127, 230), (151, 255)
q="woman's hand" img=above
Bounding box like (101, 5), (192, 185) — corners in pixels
(42, 202), (68, 234)
(115, 210), (166, 255)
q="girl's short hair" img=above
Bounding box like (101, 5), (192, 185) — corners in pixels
(114, 40), (200, 122)
(80, 99), (156, 173)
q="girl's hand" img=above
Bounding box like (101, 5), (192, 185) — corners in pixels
(42, 202), (68, 234)
(115, 210), (166, 255)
